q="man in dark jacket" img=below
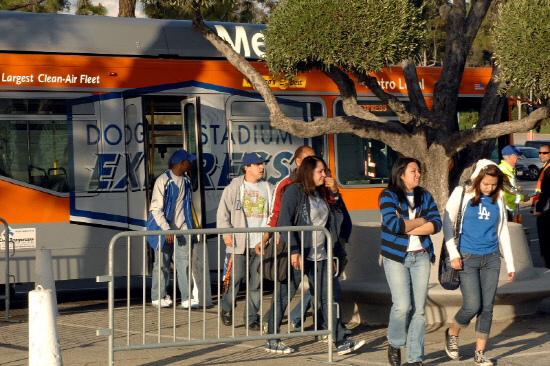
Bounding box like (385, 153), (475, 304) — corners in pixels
(535, 144), (550, 268)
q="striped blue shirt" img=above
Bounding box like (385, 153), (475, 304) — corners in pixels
(379, 188), (442, 263)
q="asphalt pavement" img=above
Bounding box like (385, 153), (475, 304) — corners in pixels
(1, 154), (549, 366)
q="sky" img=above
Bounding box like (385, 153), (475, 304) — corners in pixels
(69, 0), (145, 17)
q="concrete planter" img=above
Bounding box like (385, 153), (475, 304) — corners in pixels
(340, 222), (550, 325)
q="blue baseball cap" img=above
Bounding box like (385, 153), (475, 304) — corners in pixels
(168, 149), (196, 165)
(501, 145), (523, 157)
(242, 152), (268, 166)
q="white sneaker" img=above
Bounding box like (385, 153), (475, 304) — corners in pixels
(164, 295), (173, 306)
(151, 298), (170, 308)
(181, 299), (199, 309)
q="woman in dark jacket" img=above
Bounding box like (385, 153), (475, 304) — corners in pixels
(264, 156), (365, 355)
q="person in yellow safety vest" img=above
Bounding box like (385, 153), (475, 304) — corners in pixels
(498, 145), (530, 221)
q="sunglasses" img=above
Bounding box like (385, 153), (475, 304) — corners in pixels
(539, 152), (550, 155)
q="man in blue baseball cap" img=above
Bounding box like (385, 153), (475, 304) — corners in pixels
(146, 149), (198, 309)
(499, 145), (530, 221)
(217, 151), (273, 331)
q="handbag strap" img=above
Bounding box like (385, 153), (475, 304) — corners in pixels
(454, 186), (466, 248)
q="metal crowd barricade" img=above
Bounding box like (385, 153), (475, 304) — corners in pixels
(0, 217), (13, 320)
(97, 226), (334, 365)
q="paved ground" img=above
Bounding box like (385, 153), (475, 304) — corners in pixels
(2, 138), (550, 366)
(2, 287), (550, 366)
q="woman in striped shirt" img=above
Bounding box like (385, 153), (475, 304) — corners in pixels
(379, 157), (442, 366)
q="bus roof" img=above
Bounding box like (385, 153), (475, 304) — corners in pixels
(0, 11), (265, 60)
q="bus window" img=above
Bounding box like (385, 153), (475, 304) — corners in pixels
(0, 120), (70, 192)
(228, 98), (326, 184)
(143, 97), (186, 179)
(335, 134), (397, 186)
(0, 98), (94, 115)
(333, 99), (399, 186)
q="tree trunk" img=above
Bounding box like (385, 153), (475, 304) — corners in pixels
(422, 143), (451, 216)
(118, 0), (135, 17)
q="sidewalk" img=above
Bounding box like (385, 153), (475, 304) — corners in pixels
(2, 294), (550, 365)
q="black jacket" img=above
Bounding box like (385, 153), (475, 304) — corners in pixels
(277, 184), (346, 257)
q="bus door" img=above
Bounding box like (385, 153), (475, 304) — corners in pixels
(123, 97), (147, 230)
(143, 96), (205, 228)
(181, 98), (206, 230)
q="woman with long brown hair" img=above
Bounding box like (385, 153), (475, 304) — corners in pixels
(443, 159), (515, 366)
(264, 156), (365, 355)
(379, 157), (442, 366)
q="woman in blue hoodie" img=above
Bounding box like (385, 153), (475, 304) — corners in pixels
(443, 160), (515, 366)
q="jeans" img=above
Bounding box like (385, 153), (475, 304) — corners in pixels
(453, 251), (501, 340)
(289, 277), (342, 328)
(383, 252), (430, 363)
(151, 235), (192, 302)
(220, 252), (261, 324)
(267, 259), (347, 344)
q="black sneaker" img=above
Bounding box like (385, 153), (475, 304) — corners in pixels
(474, 350), (493, 366)
(444, 328), (459, 360)
(249, 321), (261, 331)
(336, 339), (366, 355)
(387, 344), (401, 366)
(220, 309), (232, 326)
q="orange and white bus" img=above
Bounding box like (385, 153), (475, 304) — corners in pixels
(0, 11), (494, 283)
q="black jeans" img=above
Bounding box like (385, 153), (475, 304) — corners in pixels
(537, 211), (550, 268)
(266, 259), (347, 344)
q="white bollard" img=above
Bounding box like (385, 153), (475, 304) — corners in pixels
(35, 248), (58, 316)
(29, 285), (63, 366)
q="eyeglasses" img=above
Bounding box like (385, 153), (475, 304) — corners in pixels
(539, 152), (550, 155)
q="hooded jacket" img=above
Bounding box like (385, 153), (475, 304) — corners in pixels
(443, 159), (515, 273)
(216, 175), (274, 255)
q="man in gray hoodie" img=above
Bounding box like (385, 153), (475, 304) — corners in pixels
(217, 152), (274, 331)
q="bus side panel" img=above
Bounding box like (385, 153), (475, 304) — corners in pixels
(0, 222), (145, 283)
(0, 180), (70, 224)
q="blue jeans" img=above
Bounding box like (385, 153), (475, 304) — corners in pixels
(267, 259), (348, 344)
(383, 252), (430, 363)
(151, 235), (192, 302)
(220, 252), (261, 324)
(454, 251), (501, 340)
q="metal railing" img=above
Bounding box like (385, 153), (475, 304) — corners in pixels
(0, 217), (14, 320)
(97, 226), (335, 365)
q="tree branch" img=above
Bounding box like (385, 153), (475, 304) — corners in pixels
(353, 70), (440, 129)
(322, 67), (387, 123)
(464, 0), (492, 47)
(8, 0), (44, 10)
(477, 65), (505, 128)
(401, 59), (431, 119)
(443, 106), (550, 155)
(270, 115), (418, 159)
(189, 1), (413, 144)
(191, 1), (287, 120)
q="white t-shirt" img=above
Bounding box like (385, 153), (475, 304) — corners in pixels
(307, 192), (329, 261)
(150, 171), (188, 231)
(242, 180), (269, 248)
(407, 195), (423, 251)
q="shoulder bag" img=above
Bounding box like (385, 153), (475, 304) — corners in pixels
(260, 194), (302, 282)
(438, 186), (465, 290)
